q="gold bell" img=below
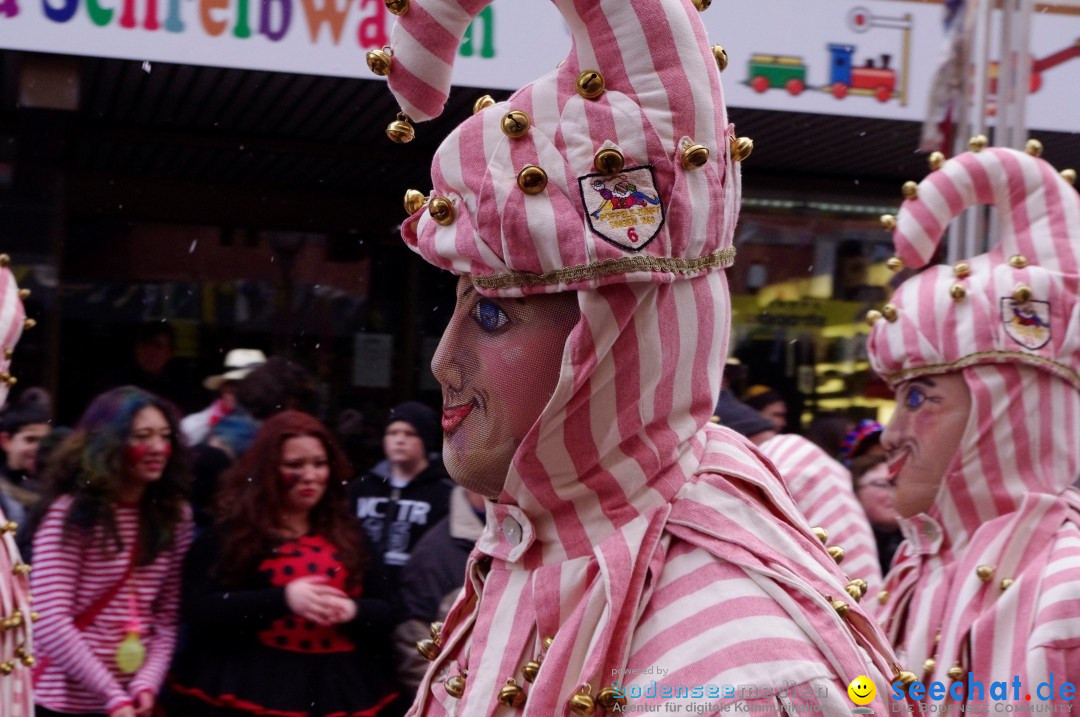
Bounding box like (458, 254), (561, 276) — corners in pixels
(976, 564), (995, 582)
(1, 521), (14, 534)
(811, 526), (828, 544)
(517, 166), (548, 195)
(954, 262), (971, 278)
(0, 255), (9, 268)
(827, 546), (845, 564)
(576, 70), (605, 100)
(881, 304), (899, 323)
(5, 376), (15, 388)
(597, 685), (628, 710)
(928, 151), (946, 171)
(865, 309), (883, 326)
(501, 110), (531, 138)
(384, 0), (408, 15)
(711, 45), (728, 72)
(385, 113), (415, 144)
(22, 319), (34, 330)
(730, 136), (753, 162)
(886, 256), (905, 272)
(20, 654), (34, 667)
(416, 638), (440, 661)
(522, 659), (541, 683)
(3, 349), (11, 359)
(692, 0), (711, 10)
(1012, 285), (1033, 304)
(1061, 169), (1077, 186)
(568, 685), (596, 715)
(1000, 577), (1014, 590)
(924, 658), (936, 673)
(543, 636), (554, 650)
(1008, 254), (1029, 269)
(968, 135), (989, 152)
(445, 670), (467, 698)
(830, 598), (849, 618)
(365, 48), (392, 77)
(950, 284), (967, 301)
(878, 590), (889, 605)
(473, 95), (495, 114)
(897, 670), (918, 687)
(430, 621), (444, 639)
(594, 148), (625, 175)
(404, 189), (427, 216)
(497, 678), (526, 708)
(17, 289), (28, 300)
(901, 181), (919, 200)
(12, 563), (29, 576)
(29, 612), (39, 622)
(0, 662), (13, 676)
(880, 214), (896, 230)
(844, 584), (863, 602)
(947, 665), (964, 682)
(681, 143), (710, 170)
(428, 197), (455, 226)
(851, 578), (868, 596)
(1025, 138), (1043, 157)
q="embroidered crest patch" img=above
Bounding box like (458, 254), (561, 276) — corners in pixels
(578, 165), (665, 252)
(1001, 297), (1051, 350)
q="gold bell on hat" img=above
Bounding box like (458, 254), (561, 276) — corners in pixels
(522, 659), (541, 683)
(576, 70), (606, 99)
(568, 685), (596, 715)
(730, 135), (754, 162)
(901, 181), (919, 200)
(416, 637), (440, 661)
(1012, 285), (1033, 304)
(365, 48), (392, 76)
(950, 284), (967, 301)
(428, 197), (455, 226)
(947, 665), (965, 682)
(517, 166), (548, 195)
(0, 662), (13, 676)
(1008, 254), (1029, 269)
(976, 564), (995, 583)
(385, 0), (408, 15)
(711, 45), (728, 72)
(865, 309), (883, 326)
(445, 669), (467, 698)
(403, 189), (427, 216)
(827, 545), (845, 564)
(954, 262), (971, 278)
(811, 526), (828, 544)
(498, 678), (526, 708)
(851, 578), (869, 597)
(897, 669), (918, 687)
(881, 304), (899, 322)
(17, 289), (28, 300)
(692, 0), (711, 10)
(830, 598), (849, 618)
(594, 148), (625, 175)
(501, 110), (531, 138)
(597, 685), (628, 710)
(473, 94), (496, 114)
(844, 583), (863, 602)
(1062, 168), (1077, 185)
(886, 256), (905, 272)
(968, 135), (989, 152)
(1025, 138), (1044, 157)
(430, 621), (443, 639)
(385, 113), (415, 144)
(681, 142), (710, 170)
(928, 151), (946, 171)
(880, 214), (897, 230)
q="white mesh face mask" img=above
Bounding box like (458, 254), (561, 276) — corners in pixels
(432, 277), (579, 499)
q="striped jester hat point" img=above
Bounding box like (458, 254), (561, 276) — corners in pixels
(868, 142), (1080, 389)
(369, 0), (751, 296)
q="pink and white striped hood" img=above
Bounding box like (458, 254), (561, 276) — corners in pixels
(389, 0), (740, 296)
(867, 147), (1080, 700)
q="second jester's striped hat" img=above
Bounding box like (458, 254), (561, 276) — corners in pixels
(868, 144), (1080, 389)
(368, 0), (749, 297)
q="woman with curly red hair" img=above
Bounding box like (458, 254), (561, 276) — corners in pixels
(166, 410), (398, 717)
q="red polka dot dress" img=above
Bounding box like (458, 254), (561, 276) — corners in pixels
(167, 530), (399, 717)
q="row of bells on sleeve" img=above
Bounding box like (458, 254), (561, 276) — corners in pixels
(417, 621), (626, 713)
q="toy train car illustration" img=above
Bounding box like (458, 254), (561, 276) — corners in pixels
(746, 44), (898, 103)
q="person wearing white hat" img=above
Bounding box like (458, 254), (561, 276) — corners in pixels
(181, 349), (267, 446)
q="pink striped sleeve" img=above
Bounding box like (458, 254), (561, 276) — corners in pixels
(129, 507), (195, 697)
(30, 498), (133, 712)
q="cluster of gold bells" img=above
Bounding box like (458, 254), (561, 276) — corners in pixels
(417, 623), (627, 714)
(866, 136), (1077, 326)
(364, 0), (752, 216)
(1, 516), (38, 677)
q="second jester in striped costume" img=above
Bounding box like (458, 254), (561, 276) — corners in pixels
(369, 0), (906, 713)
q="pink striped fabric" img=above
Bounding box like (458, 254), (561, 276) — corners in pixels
(0, 264), (31, 717)
(759, 434), (883, 591)
(867, 146), (1080, 706)
(387, 0), (739, 296)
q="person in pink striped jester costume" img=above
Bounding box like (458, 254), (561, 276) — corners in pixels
(367, 0), (906, 713)
(868, 140), (1080, 708)
(0, 256), (36, 716)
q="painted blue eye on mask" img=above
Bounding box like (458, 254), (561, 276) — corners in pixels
(472, 298), (509, 333)
(904, 386), (926, 410)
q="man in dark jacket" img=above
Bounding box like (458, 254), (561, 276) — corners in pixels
(349, 402), (452, 590)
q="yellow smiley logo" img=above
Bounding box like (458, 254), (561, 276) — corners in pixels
(847, 675), (876, 706)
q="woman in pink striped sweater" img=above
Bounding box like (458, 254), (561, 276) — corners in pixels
(30, 386), (194, 717)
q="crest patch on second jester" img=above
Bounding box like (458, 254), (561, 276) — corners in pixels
(578, 165), (665, 252)
(1001, 297), (1051, 350)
